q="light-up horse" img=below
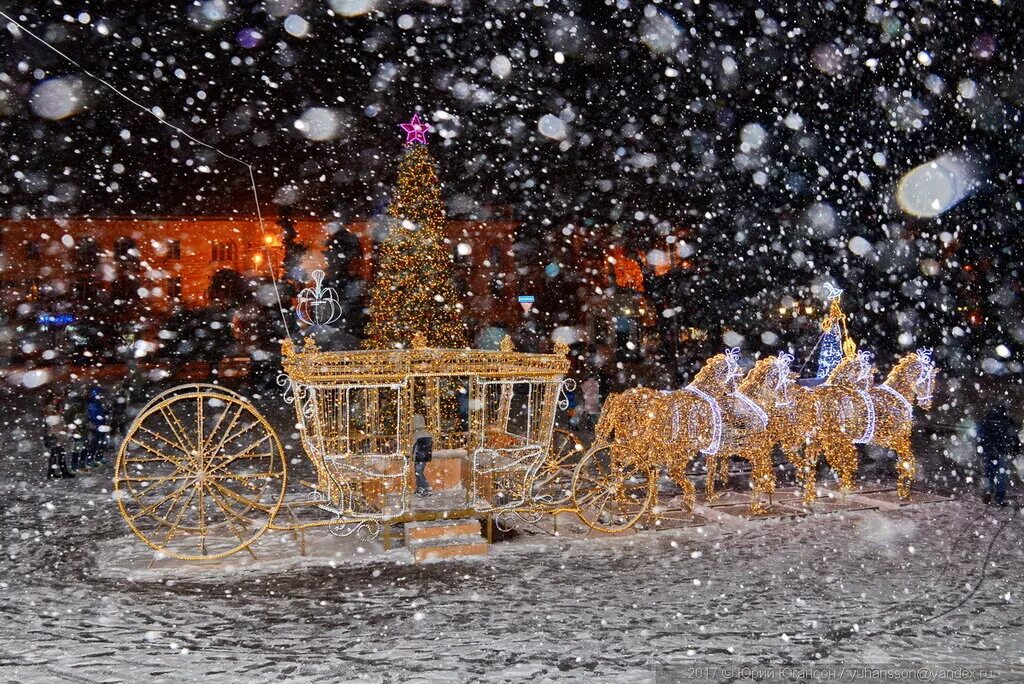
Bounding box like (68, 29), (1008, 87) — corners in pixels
(807, 349), (937, 498)
(692, 349), (776, 512)
(739, 353), (825, 503)
(592, 386), (713, 512)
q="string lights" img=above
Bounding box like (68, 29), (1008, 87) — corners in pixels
(365, 119), (466, 350)
(587, 346), (937, 518)
(806, 350), (936, 499)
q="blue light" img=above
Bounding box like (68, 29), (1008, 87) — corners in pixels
(37, 313), (75, 327)
(517, 295), (535, 304)
(816, 326), (843, 378)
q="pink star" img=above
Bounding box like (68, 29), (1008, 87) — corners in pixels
(399, 113), (431, 145)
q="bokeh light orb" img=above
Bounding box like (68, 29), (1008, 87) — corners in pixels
(236, 28), (263, 48)
(283, 15), (310, 38)
(328, 0), (376, 17)
(295, 107), (341, 141)
(537, 114), (567, 141)
(29, 77), (88, 120)
(896, 153), (979, 218)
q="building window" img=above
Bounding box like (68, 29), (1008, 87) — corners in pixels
(168, 277), (182, 301)
(211, 241), (235, 263)
(24, 241), (41, 261)
(166, 240), (181, 260)
(115, 237), (137, 260)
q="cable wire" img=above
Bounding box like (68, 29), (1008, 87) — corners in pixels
(1, 10), (294, 340)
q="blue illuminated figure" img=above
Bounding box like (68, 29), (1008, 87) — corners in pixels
(816, 284), (855, 379)
(817, 324), (844, 379)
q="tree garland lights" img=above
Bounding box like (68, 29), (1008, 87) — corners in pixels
(365, 122), (466, 349)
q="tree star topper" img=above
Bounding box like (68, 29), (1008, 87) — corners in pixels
(400, 113), (431, 145)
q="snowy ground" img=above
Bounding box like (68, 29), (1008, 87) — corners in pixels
(2, 429), (1023, 682)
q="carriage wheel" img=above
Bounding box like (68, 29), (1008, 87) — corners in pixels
(114, 387), (287, 561)
(571, 443), (654, 533)
(532, 428), (585, 506)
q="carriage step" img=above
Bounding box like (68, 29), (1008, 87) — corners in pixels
(404, 519), (489, 563)
(405, 519), (483, 543)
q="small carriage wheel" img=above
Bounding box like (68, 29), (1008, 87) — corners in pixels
(571, 442), (655, 533)
(532, 428), (585, 506)
(115, 386), (287, 561)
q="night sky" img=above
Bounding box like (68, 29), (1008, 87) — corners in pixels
(2, 0), (1023, 375)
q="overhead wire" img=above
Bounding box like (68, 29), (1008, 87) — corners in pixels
(0, 10), (294, 340)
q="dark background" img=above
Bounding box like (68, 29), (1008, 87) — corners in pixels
(2, 0), (1023, 381)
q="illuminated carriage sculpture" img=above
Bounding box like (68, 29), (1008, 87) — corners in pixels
(114, 278), (937, 557)
(113, 329), (583, 561)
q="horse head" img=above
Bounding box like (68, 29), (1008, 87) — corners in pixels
(910, 348), (937, 409)
(854, 350), (876, 386)
(740, 353), (795, 408)
(883, 349), (937, 411)
(772, 352), (796, 407)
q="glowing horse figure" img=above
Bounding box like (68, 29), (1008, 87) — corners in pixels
(593, 387), (662, 459)
(809, 349), (937, 498)
(739, 353), (823, 503)
(592, 386), (716, 512)
(692, 349), (776, 512)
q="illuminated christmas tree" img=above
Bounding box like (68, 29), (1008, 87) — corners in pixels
(365, 114), (467, 349)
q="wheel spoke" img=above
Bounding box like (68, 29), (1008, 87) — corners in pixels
(130, 480), (193, 521)
(213, 418), (262, 453)
(157, 485), (199, 550)
(213, 471), (281, 482)
(209, 479), (274, 513)
(125, 464), (190, 499)
(160, 406), (195, 455)
(129, 434), (189, 470)
(196, 397), (204, 469)
(204, 482), (252, 525)
(204, 404), (244, 457)
(206, 435), (272, 477)
(118, 473), (193, 484)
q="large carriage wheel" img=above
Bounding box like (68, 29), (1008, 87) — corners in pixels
(571, 442), (655, 533)
(114, 386), (287, 561)
(531, 428), (585, 506)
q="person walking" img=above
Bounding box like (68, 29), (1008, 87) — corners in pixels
(66, 387), (90, 472)
(84, 385), (109, 468)
(411, 414), (433, 497)
(43, 394), (74, 479)
(977, 403), (1020, 506)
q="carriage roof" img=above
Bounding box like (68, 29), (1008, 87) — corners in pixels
(282, 338), (570, 385)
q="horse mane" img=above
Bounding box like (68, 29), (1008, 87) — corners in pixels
(738, 357), (777, 394)
(884, 352), (920, 384)
(692, 353), (728, 386)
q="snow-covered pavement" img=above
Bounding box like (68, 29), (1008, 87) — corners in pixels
(2, 438), (1022, 684)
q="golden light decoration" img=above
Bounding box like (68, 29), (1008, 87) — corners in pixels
(364, 142), (466, 350)
(577, 345), (938, 525)
(802, 349), (937, 500)
(114, 336), (577, 560)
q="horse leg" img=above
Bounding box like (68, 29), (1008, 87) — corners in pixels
(894, 437), (916, 500)
(792, 436), (819, 505)
(718, 454), (731, 488)
(704, 454), (720, 501)
(748, 448), (775, 514)
(668, 458), (696, 512)
(833, 440), (859, 493)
